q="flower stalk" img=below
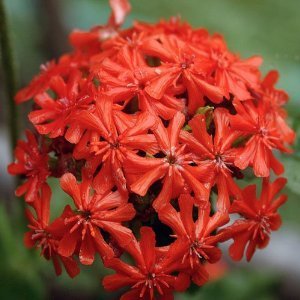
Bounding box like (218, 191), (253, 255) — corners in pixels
(0, 0), (18, 151)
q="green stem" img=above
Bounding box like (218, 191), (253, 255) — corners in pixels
(0, 0), (18, 151)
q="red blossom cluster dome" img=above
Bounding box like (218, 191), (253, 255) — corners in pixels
(8, 0), (294, 299)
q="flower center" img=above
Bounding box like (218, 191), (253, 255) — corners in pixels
(214, 153), (232, 171)
(110, 141), (120, 149)
(31, 229), (54, 256)
(190, 240), (210, 260)
(180, 54), (195, 69)
(132, 273), (171, 299)
(167, 153), (177, 165)
(79, 210), (92, 221)
(259, 216), (271, 234)
(182, 239), (214, 268)
(259, 127), (268, 136)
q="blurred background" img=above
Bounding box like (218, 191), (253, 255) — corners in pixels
(1, 0), (300, 299)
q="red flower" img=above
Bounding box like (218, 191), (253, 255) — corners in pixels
(24, 184), (80, 278)
(7, 130), (50, 202)
(73, 97), (158, 194)
(125, 112), (209, 211)
(209, 35), (262, 100)
(142, 34), (224, 113)
(261, 70), (295, 144)
(230, 100), (291, 177)
(103, 226), (190, 300)
(28, 70), (94, 143)
(180, 108), (242, 211)
(224, 177), (287, 261)
(94, 46), (185, 120)
(15, 60), (64, 104)
(14, 52), (87, 104)
(57, 172), (135, 265)
(158, 194), (229, 285)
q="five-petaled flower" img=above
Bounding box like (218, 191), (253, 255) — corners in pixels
(158, 194), (229, 285)
(24, 184), (80, 277)
(230, 100), (292, 177)
(180, 108), (242, 211)
(103, 226), (190, 300)
(223, 177), (287, 261)
(57, 172), (135, 265)
(125, 112), (209, 211)
(8, 130), (50, 202)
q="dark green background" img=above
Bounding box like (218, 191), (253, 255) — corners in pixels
(1, 0), (300, 299)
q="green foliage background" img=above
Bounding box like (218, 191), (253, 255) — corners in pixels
(1, 0), (300, 299)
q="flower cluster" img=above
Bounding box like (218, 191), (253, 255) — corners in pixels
(8, 0), (294, 299)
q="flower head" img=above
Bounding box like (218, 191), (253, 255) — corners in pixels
(9, 0), (294, 297)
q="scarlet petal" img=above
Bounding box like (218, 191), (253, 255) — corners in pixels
(120, 289), (145, 300)
(60, 173), (82, 209)
(103, 274), (137, 292)
(168, 112), (185, 149)
(269, 152), (284, 175)
(7, 163), (27, 175)
(97, 203), (135, 222)
(130, 164), (166, 196)
(174, 272), (190, 291)
(79, 234), (96, 265)
(24, 232), (35, 248)
(94, 190), (127, 211)
(93, 160), (114, 195)
(205, 247), (222, 264)
(262, 70), (279, 87)
(104, 257), (142, 279)
(52, 254), (63, 277)
(60, 256), (80, 278)
(192, 75), (224, 104)
(58, 230), (79, 258)
(229, 230), (251, 261)
(65, 122), (84, 144)
(139, 227), (156, 271)
(145, 68), (180, 100)
(40, 183), (52, 225)
(246, 238), (257, 262)
(178, 194), (195, 237)
(158, 205), (186, 236)
(270, 195), (287, 212)
(93, 230), (115, 260)
(268, 214), (282, 231)
(100, 221), (135, 250)
(253, 142), (270, 177)
(180, 167), (209, 203)
(152, 175), (173, 211)
(191, 264), (209, 286)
